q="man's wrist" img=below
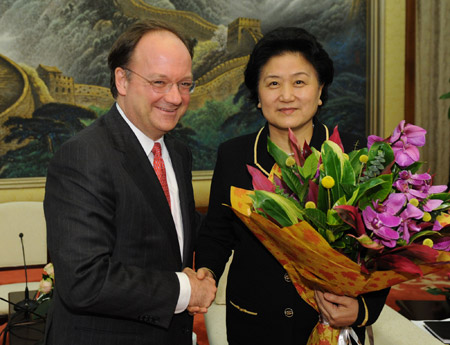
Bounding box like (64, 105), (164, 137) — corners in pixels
(175, 272), (191, 313)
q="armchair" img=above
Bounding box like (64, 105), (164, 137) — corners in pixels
(0, 201), (47, 316)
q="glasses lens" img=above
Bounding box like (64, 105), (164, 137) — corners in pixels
(189, 82), (195, 94)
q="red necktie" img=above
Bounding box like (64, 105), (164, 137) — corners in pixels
(152, 143), (171, 207)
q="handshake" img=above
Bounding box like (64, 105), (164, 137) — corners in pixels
(183, 267), (217, 315)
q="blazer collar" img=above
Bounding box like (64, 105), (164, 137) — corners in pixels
(104, 106), (183, 265)
(253, 117), (328, 176)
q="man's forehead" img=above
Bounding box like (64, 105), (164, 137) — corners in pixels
(133, 30), (189, 60)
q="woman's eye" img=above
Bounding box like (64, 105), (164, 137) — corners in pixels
(294, 80), (304, 85)
(268, 81), (279, 87)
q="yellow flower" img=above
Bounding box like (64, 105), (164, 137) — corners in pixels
(422, 212), (432, 222)
(305, 201), (316, 209)
(409, 198), (419, 207)
(285, 156), (296, 167)
(359, 154), (369, 163)
(422, 238), (433, 248)
(321, 176), (335, 189)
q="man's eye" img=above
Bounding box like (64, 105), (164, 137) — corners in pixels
(179, 81), (193, 88)
(151, 80), (167, 87)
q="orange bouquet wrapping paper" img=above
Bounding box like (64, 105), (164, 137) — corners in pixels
(230, 186), (450, 345)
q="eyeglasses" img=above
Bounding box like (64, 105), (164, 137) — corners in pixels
(123, 68), (195, 95)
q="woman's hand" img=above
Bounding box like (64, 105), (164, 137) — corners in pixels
(314, 290), (359, 328)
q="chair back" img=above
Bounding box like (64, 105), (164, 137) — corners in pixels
(0, 201), (47, 268)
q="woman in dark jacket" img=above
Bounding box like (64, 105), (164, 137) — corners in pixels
(195, 27), (388, 345)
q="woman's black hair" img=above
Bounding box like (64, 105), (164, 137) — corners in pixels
(244, 27), (334, 107)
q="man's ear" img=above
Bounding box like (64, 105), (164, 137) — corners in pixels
(115, 67), (128, 96)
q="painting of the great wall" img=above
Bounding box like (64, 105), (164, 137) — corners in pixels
(0, 0), (366, 178)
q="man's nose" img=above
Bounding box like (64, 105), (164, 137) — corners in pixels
(164, 83), (183, 104)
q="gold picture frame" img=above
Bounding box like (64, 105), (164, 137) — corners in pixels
(0, 1), (384, 196)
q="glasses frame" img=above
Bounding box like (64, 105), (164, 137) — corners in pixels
(123, 67), (195, 94)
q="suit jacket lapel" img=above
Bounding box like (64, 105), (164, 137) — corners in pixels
(165, 135), (191, 266)
(105, 107), (182, 265)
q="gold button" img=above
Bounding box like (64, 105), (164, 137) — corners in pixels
(284, 273), (291, 282)
(284, 308), (294, 318)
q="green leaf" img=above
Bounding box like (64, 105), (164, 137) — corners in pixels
(321, 141), (349, 204)
(326, 229), (336, 242)
(358, 174), (393, 210)
(326, 208), (343, 226)
(430, 193), (450, 202)
(349, 148), (369, 175)
(402, 161), (423, 174)
(409, 230), (442, 243)
(267, 137), (289, 169)
(267, 137), (308, 200)
(439, 91), (450, 99)
(299, 151), (319, 179)
(253, 190), (301, 227)
(434, 202), (450, 211)
(302, 207), (328, 229)
(281, 168), (303, 198)
(367, 141), (395, 169)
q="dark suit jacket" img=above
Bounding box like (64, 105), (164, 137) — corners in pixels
(44, 105), (199, 345)
(196, 120), (388, 345)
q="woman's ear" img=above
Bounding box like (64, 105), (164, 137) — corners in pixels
(115, 67), (128, 96)
(318, 84), (324, 106)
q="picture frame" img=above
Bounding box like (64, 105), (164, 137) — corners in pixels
(0, 0), (384, 189)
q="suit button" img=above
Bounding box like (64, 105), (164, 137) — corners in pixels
(284, 273), (291, 283)
(284, 308), (294, 318)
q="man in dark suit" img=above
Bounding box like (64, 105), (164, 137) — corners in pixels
(44, 21), (216, 345)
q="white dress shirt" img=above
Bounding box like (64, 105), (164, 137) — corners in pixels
(116, 103), (190, 314)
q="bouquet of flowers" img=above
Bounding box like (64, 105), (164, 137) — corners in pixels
(230, 121), (450, 345)
(36, 262), (54, 302)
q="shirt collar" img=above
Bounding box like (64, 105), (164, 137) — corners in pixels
(116, 103), (166, 157)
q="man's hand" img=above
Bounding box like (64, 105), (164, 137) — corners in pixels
(183, 267), (216, 315)
(314, 290), (359, 328)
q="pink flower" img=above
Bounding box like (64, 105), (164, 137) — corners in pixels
(367, 135), (385, 149)
(399, 204), (424, 243)
(389, 121), (427, 167)
(391, 141), (421, 167)
(391, 120), (426, 146)
(362, 195), (405, 248)
(433, 237), (450, 251)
